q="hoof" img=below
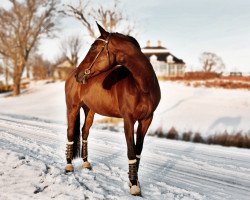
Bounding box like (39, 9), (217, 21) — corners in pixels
(129, 181), (141, 196)
(83, 161), (92, 169)
(65, 164), (74, 173)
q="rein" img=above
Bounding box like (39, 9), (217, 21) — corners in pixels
(81, 34), (111, 84)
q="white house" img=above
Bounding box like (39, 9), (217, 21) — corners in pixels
(141, 40), (186, 77)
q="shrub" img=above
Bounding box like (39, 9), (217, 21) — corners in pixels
(222, 76), (250, 82)
(193, 132), (204, 143)
(150, 126), (250, 149)
(182, 131), (192, 141)
(166, 127), (179, 139)
(207, 132), (250, 148)
(184, 71), (221, 80)
(155, 127), (165, 138)
(32, 65), (50, 80)
(0, 83), (12, 93)
(204, 80), (250, 90)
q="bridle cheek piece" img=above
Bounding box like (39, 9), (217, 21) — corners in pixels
(80, 34), (111, 84)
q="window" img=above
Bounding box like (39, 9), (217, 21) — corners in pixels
(169, 65), (175, 76)
(177, 65), (184, 76)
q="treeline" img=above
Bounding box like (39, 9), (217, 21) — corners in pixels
(160, 71), (250, 90)
(150, 127), (250, 149)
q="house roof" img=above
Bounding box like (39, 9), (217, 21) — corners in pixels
(143, 52), (185, 64)
(55, 59), (74, 68)
(142, 47), (185, 64)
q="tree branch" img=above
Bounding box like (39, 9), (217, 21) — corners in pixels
(61, 0), (136, 39)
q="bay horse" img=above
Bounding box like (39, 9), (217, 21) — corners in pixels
(64, 23), (161, 195)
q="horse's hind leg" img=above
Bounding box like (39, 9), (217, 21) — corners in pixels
(135, 116), (153, 171)
(65, 106), (80, 172)
(81, 106), (95, 169)
(123, 116), (141, 195)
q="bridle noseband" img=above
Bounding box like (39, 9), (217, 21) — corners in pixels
(80, 34), (111, 84)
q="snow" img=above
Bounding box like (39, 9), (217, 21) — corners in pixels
(1, 80), (250, 135)
(152, 81), (250, 135)
(0, 80), (250, 199)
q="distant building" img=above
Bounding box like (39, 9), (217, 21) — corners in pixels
(53, 59), (74, 80)
(142, 40), (185, 77)
(230, 72), (242, 77)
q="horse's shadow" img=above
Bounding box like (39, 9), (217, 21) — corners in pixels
(206, 116), (242, 133)
(102, 66), (130, 90)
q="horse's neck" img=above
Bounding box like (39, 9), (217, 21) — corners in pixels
(123, 52), (158, 93)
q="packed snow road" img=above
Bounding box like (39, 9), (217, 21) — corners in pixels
(0, 113), (250, 200)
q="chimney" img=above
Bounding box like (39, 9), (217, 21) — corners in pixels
(157, 40), (162, 47)
(146, 40), (151, 47)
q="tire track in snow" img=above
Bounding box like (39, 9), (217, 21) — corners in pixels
(140, 138), (250, 200)
(1, 114), (250, 199)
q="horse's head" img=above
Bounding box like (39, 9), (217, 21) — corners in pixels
(75, 23), (116, 84)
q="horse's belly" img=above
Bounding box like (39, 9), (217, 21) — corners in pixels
(86, 101), (121, 118)
(82, 89), (121, 118)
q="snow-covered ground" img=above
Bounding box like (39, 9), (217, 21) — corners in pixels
(152, 81), (250, 136)
(0, 80), (250, 199)
(1, 80), (250, 135)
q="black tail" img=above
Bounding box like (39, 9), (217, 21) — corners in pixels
(72, 112), (81, 158)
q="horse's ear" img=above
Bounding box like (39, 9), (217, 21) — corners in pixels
(96, 22), (109, 38)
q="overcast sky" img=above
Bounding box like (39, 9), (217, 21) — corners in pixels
(126, 0), (250, 72)
(2, 0), (250, 72)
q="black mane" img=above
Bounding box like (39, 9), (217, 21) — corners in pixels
(114, 32), (141, 49)
(127, 35), (141, 49)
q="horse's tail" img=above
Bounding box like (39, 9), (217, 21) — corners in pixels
(72, 112), (81, 158)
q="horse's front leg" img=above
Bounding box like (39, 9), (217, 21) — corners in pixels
(82, 106), (95, 169)
(124, 117), (141, 196)
(65, 106), (80, 172)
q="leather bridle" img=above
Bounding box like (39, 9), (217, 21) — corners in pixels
(80, 34), (111, 84)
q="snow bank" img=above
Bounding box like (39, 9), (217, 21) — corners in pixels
(151, 81), (250, 136)
(1, 80), (249, 136)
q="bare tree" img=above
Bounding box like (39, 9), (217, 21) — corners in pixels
(199, 52), (225, 72)
(61, 0), (135, 39)
(31, 54), (52, 80)
(0, 58), (12, 86)
(0, 0), (59, 96)
(60, 35), (83, 68)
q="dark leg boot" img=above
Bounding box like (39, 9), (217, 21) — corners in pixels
(65, 141), (74, 172)
(128, 160), (141, 196)
(82, 140), (91, 169)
